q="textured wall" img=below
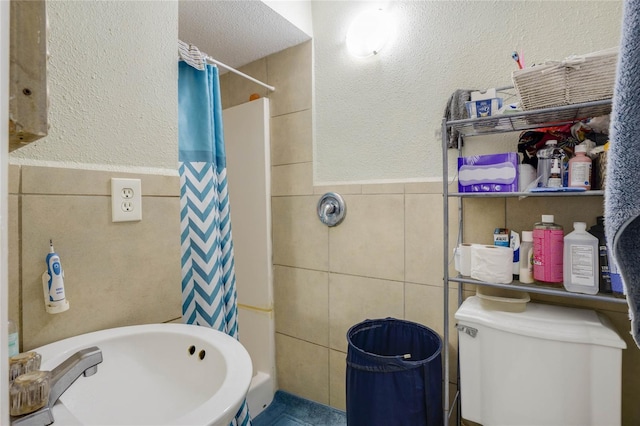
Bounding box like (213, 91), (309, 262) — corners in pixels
(9, 1), (178, 172)
(264, 0), (314, 37)
(313, 1), (623, 183)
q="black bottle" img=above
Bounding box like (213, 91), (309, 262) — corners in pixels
(588, 216), (612, 293)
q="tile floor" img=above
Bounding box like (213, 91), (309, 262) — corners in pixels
(253, 391), (346, 426)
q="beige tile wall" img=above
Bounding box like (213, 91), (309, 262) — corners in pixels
(8, 165), (182, 351)
(224, 39), (640, 425)
(222, 41), (460, 412)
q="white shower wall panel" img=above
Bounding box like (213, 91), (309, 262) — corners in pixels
(223, 98), (273, 310)
(223, 98), (275, 418)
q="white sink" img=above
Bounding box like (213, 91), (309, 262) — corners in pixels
(31, 323), (252, 426)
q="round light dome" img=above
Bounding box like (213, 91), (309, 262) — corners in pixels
(346, 8), (393, 58)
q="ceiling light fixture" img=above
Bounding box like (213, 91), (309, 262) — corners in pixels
(346, 8), (393, 58)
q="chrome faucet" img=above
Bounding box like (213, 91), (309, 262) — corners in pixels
(10, 346), (103, 426)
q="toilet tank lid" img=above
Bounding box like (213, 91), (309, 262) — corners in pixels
(455, 296), (627, 349)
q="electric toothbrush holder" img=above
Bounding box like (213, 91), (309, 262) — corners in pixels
(41, 271), (69, 314)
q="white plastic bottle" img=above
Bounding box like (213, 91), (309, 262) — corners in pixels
(563, 222), (599, 294)
(8, 318), (19, 357)
(519, 231), (534, 283)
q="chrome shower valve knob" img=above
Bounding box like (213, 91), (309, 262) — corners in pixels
(317, 192), (346, 227)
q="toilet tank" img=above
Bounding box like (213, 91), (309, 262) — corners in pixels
(455, 296), (626, 426)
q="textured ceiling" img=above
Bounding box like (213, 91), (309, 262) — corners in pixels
(179, 1), (311, 72)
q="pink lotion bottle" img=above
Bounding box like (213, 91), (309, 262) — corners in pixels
(568, 144), (592, 190)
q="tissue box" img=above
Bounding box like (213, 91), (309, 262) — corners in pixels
(465, 98), (503, 118)
(458, 153), (519, 193)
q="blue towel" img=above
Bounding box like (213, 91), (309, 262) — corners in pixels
(605, 0), (640, 347)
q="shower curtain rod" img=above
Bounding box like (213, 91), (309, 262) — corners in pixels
(179, 39), (275, 92)
(204, 55), (275, 92)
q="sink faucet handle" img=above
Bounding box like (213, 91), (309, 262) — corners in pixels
(11, 346), (103, 426)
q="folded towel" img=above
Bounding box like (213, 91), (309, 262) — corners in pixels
(444, 89), (475, 149)
(605, 0), (640, 347)
(178, 39), (206, 71)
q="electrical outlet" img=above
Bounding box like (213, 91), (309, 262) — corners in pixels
(121, 201), (134, 212)
(111, 178), (142, 222)
(121, 188), (134, 199)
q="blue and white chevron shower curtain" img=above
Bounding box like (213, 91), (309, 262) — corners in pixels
(178, 61), (251, 426)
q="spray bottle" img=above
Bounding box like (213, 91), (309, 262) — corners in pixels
(42, 240), (70, 314)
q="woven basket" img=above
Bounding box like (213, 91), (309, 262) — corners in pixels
(512, 48), (618, 111)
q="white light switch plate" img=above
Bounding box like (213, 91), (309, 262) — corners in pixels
(111, 178), (142, 222)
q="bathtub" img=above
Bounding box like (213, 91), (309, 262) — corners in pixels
(27, 323), (252, 426)
(237, 307), (276, 418)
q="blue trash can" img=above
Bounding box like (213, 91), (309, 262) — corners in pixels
(346, 318), (443, 426)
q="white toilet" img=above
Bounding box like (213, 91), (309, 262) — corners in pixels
(455, 296), (626, 426)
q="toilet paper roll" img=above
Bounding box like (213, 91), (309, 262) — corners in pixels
(470, 245), (513, 284)
(458, 243), (482, 276)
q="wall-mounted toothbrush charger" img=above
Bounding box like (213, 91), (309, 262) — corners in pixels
(42, 240), (69, 314)
(41, 271), (69, 313)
